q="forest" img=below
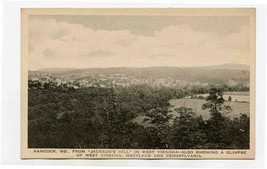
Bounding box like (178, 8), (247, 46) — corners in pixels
(28, 84), (249, 149)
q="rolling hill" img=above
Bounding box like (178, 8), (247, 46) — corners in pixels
(30, 64), (250, 85)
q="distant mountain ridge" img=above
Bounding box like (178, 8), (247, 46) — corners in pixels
(30, 64), (250, 85)
(197, 63), (249, 70)
(36, 63), (249, 73)
(37, 68), (79, 73)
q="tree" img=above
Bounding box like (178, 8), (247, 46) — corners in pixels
(171, 107), (206, 149)
(202, 88), (233, 148)
(140, 86), (174, 149)
(202, 88), (231, 114)
(230, 114), (250, 148)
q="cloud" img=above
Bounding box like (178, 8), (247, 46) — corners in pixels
(29, 17), (250, 70)
(42, 49), (55, 58)
(80, 50), (114, 58)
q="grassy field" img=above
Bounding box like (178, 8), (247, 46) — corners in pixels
(224, 91), (250, 96)
(134, 91), (250, 125)
(170, 99), (249, 120)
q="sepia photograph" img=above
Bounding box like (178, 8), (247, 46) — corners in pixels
(21, 8), (255, 159)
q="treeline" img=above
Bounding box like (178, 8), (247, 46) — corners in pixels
(28, 78), (249, 99)
(176, 84), (249, 98)
(28, 85), (249, 149)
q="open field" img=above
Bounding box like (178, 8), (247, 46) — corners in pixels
(134, 97), (250, 125)
(224, 91), (250, 96)
(170, 99), (249, 120)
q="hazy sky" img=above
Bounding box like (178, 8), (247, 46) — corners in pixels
(29, 15), (250, 70)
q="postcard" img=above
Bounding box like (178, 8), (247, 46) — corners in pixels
(21, 8), (255, 159)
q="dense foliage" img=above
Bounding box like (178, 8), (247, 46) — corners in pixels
(28, 85), (249, 149)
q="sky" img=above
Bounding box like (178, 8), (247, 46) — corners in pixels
(29, 15), (250, 70)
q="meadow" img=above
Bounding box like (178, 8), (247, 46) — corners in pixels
(170, 99), (249, 120)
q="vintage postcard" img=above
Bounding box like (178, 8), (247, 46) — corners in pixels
(21, 8), (256, 159)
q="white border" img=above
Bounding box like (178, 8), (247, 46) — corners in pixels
(1, 0), (266, 168)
